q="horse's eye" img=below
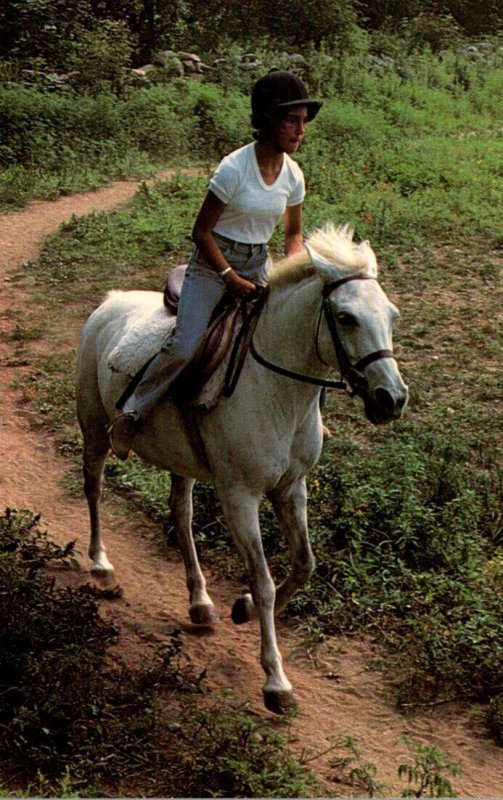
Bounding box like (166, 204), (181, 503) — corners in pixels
(337, 312), (358, 328)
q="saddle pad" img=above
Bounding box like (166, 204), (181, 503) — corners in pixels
(107, 298), (176, 377)
(106, 290), (240, 410)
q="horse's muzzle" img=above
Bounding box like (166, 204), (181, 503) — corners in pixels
(364, 385), (409, 425)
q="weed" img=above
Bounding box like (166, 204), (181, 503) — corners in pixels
(398, 736), (461, 797)
(329, 735), (391, 796)
(0, 322), (43, 342)
(176, 704), (315, 798)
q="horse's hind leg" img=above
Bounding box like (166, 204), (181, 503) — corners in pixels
(269, 478), (315, 615)
(169, 474), (218, 625)
(82, 420), (116, 588)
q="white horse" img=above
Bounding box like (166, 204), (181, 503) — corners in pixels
(76, 223), (408, 714)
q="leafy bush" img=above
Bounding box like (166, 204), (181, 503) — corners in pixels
(0, 509), (115, 781)
(399, 13), (463, 54)
(176, 706), (314, 798)
(0, 509), (314, 797)
(278, 420), (503, 707)
(67, 19), (133, 95)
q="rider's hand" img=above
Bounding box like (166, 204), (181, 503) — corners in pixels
(223, 270), (257, 298)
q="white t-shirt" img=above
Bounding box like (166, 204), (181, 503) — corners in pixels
(208, 142), (305, 244)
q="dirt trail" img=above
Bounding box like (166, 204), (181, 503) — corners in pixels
(0, 176), (501, 796)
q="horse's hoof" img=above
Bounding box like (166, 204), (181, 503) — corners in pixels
(190, 604), (219, 626)
(263, 689), (297, 715)
(231, 595), (253, 624)
(90, 566), (117, 590)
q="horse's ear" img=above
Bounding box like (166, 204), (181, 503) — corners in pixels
(359, 240), (378, 277)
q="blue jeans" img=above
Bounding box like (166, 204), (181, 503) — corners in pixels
(123, 233), (270, 419)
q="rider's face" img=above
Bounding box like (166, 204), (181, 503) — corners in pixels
(275, 106), (308, 153)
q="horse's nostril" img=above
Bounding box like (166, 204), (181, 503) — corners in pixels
(374, 388), (395, 413)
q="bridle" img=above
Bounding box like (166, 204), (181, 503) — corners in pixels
(247, 273), (396, 398)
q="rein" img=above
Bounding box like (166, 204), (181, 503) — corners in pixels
(246, 273), (395, 398)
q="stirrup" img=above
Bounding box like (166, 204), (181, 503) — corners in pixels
(108, 414), (137, 460)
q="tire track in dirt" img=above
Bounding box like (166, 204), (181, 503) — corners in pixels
(0, 175), (501, 796)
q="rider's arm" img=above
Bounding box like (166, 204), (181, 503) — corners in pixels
(284, 203), (303, 256)
(192, 190), (256, 297)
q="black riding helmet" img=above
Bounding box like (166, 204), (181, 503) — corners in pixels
(251, 69), (322, 134)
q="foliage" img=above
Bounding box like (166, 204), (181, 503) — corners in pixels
(282, 420), (503, 705)
(177, 705), (315, 798)
(329, 735), (391, 796)
(66, 19), (133, 95)
(398, 736), (461, 797)
(358, 0), (503, 36)
(0, 509), (314, 797)
(0, 508), (115, 781)
(0, 0), (95, 68)
(1, 1), (502, 73)
(0, 80), (252, 210)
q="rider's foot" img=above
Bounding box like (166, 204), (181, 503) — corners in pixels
(109, 413), (137, 460)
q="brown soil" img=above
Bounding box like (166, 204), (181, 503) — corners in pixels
(0, 175), (502, 797)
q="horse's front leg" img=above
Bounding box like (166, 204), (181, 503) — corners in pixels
(169, 473), (218, 626)
(231, 478), (315, 620)
(219, 487), (295, 714)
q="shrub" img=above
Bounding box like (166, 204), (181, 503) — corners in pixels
(67, 19), (133, 95)
(0, 509), (314, 796)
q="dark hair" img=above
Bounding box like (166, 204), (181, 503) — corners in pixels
(251, 111), (276, 142)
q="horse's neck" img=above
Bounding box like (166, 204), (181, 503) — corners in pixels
(257, 278), (327, 380)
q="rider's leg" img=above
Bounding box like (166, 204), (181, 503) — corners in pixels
(109, 262), (226, 459)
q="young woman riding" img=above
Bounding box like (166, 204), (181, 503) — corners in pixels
(109, 69), (322, 459)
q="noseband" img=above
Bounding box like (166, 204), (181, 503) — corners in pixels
(248, 274), (396, 398)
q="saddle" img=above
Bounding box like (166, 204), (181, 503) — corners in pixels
(162, 264), (268, 406)
(163, 263), (187, 312)
(117, 265), (267, 411)
(172, 302), (242, 404)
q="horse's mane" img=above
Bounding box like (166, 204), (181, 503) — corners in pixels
(269, 223), (374, 287)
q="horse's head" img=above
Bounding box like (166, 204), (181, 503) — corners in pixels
(305, 224), (408, 424)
